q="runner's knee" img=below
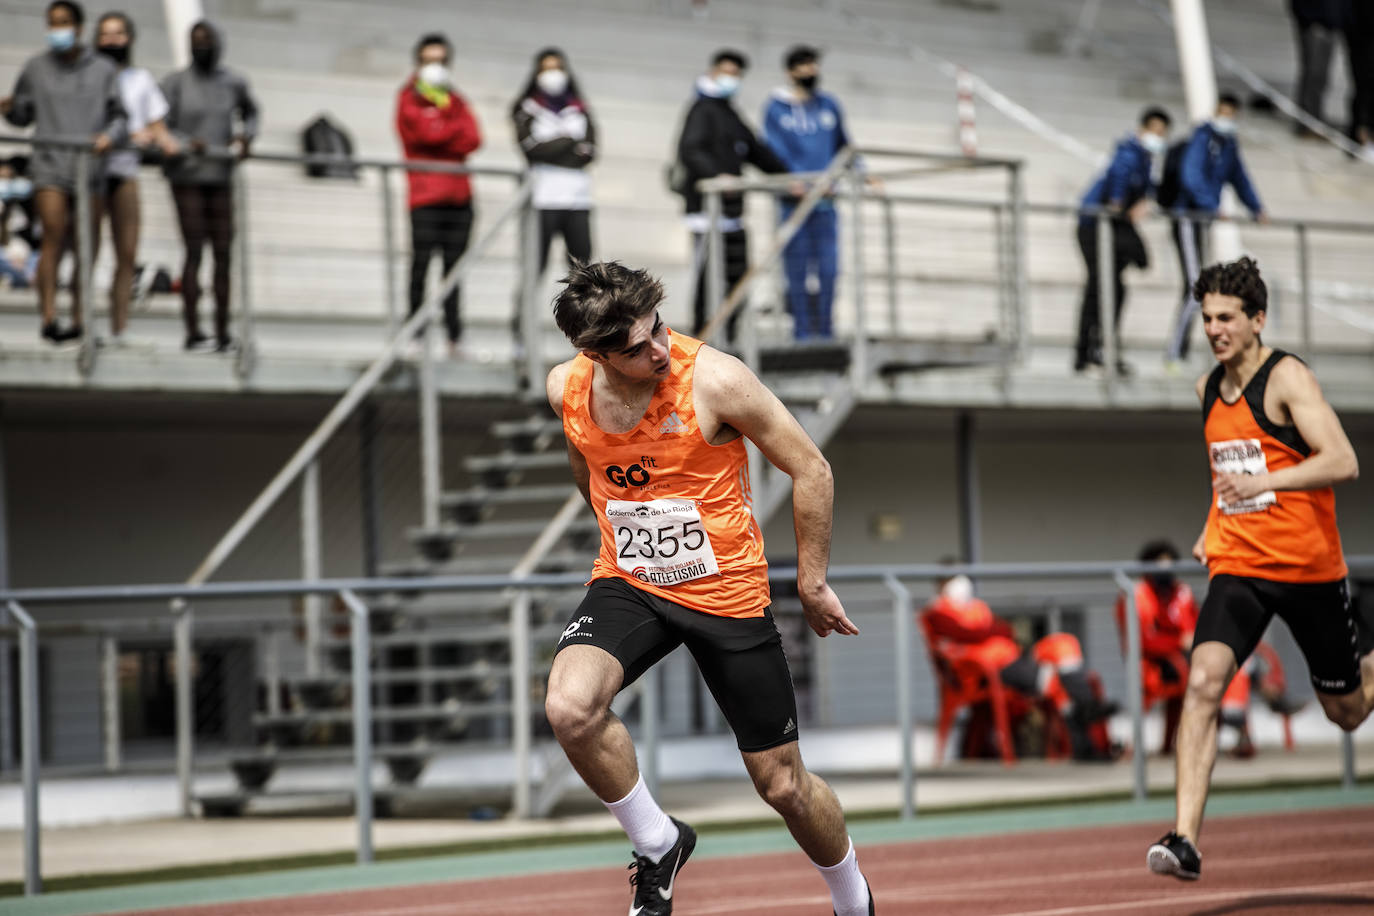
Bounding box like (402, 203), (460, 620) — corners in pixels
(754, 764), (807, 819)
(1185, 664), (1229, 706)
(544, 685), (604, 742)
(1318, 694), (1370, 732)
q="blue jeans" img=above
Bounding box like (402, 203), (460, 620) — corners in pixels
(780, 204), (838, 340)
(0, 252), (35, 288)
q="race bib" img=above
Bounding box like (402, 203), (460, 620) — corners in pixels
(606, 498), (719, 586)
(1210, 437), (1277, 516)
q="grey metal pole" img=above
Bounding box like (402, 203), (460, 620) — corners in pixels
(418, 312), (441, 532)
(1342, 731), (1357, 789)
(338, 589), (374, 863)
(1296, 223), (1313, 359)
(705, 190), (726, 349)
(848, 168), (870, 383)
(101, 635), (120, 772)
(641, 661), (660, 800)
(886, 575), (916, 820)
(1009, 163), (1030, 359)
(1097, 212), (1116, 380)
(174, 605), (194, 817)
(380, 167), (400, 335)
(263, 625), (282, 717)
(75, 152), (97, 378)
(232, 167), (256, 380)
(8, 600), (41, 895)
(956, 411), (982, 567)
(882, 196), (899, 338)
(301, 460), (323, 678)
(359, 401), (381, 578)
(510, 588), (532, 818)
(520, 189), (543, 399)
(1114, 570), (1147, 802)
(0, 405), (13, 773)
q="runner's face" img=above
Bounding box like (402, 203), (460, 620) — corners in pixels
(605, 312), (670, 381)
(1201, 293), (1264, 362)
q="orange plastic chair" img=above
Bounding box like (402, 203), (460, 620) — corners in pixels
(1114, 595), (1188, 754)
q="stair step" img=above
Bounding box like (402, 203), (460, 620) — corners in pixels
(378, 550), (595, 578)
(489, 416), (563, 442)
(254, 700), (514, 727)
(321, 621), (566, 649)
(464, 451), (570, 474)
(441, 484), (578, 508)
(408, 516), (600, 546)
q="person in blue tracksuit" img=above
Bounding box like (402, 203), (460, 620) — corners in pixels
(1073, 107), (1172, 375)
(1166, 93), (1268, 364)
(762, 45), (851, 341)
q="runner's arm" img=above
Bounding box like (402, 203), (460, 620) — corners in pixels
(1215, 359), (1358, 503)
(698, 349), (859, 637)
(1193, 373), (1210, 562)
(546, 361), (593, 507)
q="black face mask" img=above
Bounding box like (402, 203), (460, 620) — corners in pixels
(1146, 573), (1177, 591)
(97, 44), (129, 65)
(191, 46), (219, 71)
(796, 74), (819, 91)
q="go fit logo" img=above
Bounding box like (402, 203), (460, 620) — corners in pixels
(605, 456), (657, 487)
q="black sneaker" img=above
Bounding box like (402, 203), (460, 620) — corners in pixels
(214, 335), (236, 354)
(185, 332), (213, 352)
(41, 321), (81, 345)
(834, 878), (875, 915)
(627, 817), (696, 916)
(1147, 831), (1200, 880)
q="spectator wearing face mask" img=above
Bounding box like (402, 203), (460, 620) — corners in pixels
(396, 32), (482, 358)
(1, 0), (126, 345)
(1073, 107), (1172, 377)
(1164, 94), (1267, 369)
(0, 157), (40, 290)
(674, 49), (787, 344)
(161, 20), (259, 353)
(761, 45), (851, 342)
(95, 11), (177, 346)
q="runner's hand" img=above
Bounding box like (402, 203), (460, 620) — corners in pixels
(801, 583), (860, 638)
(92, 133), (112, 155)
(1191, 528), (1207, 564)
(1214, 471), (1268, 505)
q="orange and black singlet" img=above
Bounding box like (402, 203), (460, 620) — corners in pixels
(561, 331), (770, 618)
(1202, 349), (1346, 583)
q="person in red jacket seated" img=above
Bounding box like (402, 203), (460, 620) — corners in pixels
(1130, 540), (1304, 758)
(395, 32), (482, 357)
(924, 571), (1118, 759)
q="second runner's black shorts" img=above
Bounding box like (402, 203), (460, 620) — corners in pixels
(554, 577), (800, 752)
(1195, 574), (1364, 694)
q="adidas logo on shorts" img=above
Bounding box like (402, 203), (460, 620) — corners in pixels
(658, 411), (688, 435)
(783, 717), (796, 735)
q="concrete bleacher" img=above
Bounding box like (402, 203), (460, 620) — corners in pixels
(0, 0), (1370, 377)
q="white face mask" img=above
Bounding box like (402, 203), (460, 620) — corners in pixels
(0, 177), (33, 200)
(941, 574), (974, 605)
(417, 62), (451, 88)
(1212, 116), (1237, 136)
(1140, 132), (1167, 155)
(536, 68), (569, 96)
(714, 73), (740, 97)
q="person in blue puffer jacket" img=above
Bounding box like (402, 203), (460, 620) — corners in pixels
(1166, 94), (1268, 366)
(762, 45), (852, 341)
(1073, 107), (1171, 375)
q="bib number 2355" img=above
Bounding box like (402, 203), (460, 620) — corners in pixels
(606, 498), (720, 586)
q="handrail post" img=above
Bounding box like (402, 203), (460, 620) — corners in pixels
(75, 152), (97, 378)
(380, 166), (400, 335)
(520, 183), (543, 399)
(642, 664), (660, 800)
(1296, 223), (1313, 360)
(882, 195), (899, 338)
(232, 165), (256, 380)
(884, 575), (916, 820)
(338, 589), (374, 862)
(1114, 570), (1147, 802)
(7, 601), (41, 895)
(174, 601), (195, 817)
(418, 315), (442, 532)
(1008, 162), (1029, 360)
(101, 634), (120, 772)
(1096, 212), (1116, 386)
(848, 165), (869, 384)
(1342, 731), (1357, 789)
(705, 190), (726, 349)
(301, 460), (323, 677)
(510, 587), (533, 818)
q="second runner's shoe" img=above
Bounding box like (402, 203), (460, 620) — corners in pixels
(1147, 831), (1201, 880)
(627, 817), (696, 915)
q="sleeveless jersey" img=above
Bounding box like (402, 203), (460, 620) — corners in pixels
(1202, 349), (1346, 583)
(561, 331), (770, 618)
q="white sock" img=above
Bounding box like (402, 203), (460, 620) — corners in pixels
(814, 838), (870, 916)
(604, 774), (679, 862)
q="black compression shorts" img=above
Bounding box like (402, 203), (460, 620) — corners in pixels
(1195, 574), (1364, 694)
(554, 577), (800, 752)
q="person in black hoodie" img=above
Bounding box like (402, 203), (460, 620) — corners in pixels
(674, 49), (786, 344)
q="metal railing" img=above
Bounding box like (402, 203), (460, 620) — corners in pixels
(2, 557), (1370, 896)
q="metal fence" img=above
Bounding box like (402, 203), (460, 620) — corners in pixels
(3, 557), (1371, 896)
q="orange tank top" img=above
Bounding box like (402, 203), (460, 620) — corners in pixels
(1202, 350), (1346, 583)
(562, 332), (770, 618)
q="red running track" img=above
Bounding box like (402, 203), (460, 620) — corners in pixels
(117, 806), (1374, 915)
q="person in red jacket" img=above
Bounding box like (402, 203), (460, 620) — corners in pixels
(395, 32), (481, 356)
(924, 572), (1117, 760)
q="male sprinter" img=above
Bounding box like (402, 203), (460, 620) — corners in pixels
(544, 261), (875, 916)
(1148, 257), (1370, 880)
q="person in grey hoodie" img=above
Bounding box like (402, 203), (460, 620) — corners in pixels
(1, 0), (127, 345)
(160, 20), (260, 352)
